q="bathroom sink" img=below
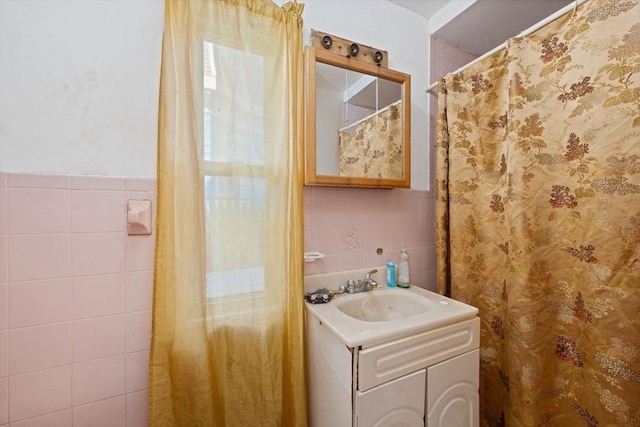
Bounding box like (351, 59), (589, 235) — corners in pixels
(334, 288), (433, 322)
(304, 285), (479, 347)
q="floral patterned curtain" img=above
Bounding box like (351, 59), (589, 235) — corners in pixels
(339, 100), (403, 178)
(435, 0), (640, 425)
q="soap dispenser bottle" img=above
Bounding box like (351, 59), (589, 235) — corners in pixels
(386, 260), (396, 287)
(397, 248), (410, 288)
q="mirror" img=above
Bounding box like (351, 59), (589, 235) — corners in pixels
(304, 46), (411, 188)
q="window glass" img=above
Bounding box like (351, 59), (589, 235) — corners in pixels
(203, 41), (266, 298)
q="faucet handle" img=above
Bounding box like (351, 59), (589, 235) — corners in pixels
(364, 268), (378, 278)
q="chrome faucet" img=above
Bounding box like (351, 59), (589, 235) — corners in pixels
(345, 269), (379, 294)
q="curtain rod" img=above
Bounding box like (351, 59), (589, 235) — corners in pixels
(426, 0), (587, 93)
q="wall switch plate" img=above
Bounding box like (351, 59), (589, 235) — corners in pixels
(127, 199), (152, 235)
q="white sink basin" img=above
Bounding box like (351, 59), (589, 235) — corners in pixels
(335, 288), (432, 322)
(305, 286), (479, 347)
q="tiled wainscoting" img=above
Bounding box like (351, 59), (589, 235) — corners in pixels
(0, 173), (438, 426)
(303, 186), (437, 289)
(0, 172), (156, 427)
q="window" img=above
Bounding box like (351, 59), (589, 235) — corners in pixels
(203, 41), (267, 298)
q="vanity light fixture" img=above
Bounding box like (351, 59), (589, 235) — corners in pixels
(321, 35), (333, 49)
(310, 30), (389, 68)
(349, 43), (360, 57)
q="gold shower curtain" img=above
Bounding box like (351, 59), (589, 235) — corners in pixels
(339, 100), (403, 179)
(150, 0), (307, 425)
(436, 0), (640, 425)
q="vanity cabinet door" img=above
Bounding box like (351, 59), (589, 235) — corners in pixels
(305, 313), (354, 427)
(355, 369), (426, 427)
(426, 349), (479, 427)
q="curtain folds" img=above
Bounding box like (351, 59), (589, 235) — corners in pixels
(338, 101), (404, 179)
(436, 0), (640, 425)
(150, 0), (307, 425)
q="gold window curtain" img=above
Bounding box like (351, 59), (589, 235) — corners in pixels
(150, 0), (307, 426)
(436, 0), (640, 425)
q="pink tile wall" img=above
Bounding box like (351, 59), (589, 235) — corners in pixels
(430, 38), (479, 86)
(0, 172), (154, 427)
(2, 151), (450, 424)
(303, 187), (437, 290)
(302, 39), (476, 291)
(302, 38), (480, 293)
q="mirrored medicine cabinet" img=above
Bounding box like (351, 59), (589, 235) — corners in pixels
(304, 46), (411, 188)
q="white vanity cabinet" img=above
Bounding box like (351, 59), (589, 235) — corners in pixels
(356, 369), (426, 426)
(426, 349), (479, 426)
(305, 311), (480, 427)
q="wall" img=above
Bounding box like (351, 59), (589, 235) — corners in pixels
(300, 0), (431, 190)
(301, 11), (481, 288)
(303, 187), (436, 287)
(0, 1), (162, 425)
(0, 173), (155, 426)
(297, 0), (437, 288)
(0, 0), (469, 425)
(0, 0), (432, 190)
(0, 0), (164, 177)
(303, 39), (478, 287)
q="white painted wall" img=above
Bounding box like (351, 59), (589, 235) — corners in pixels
(0, 0), (431, 188)
(0, 0), (164, 177)
(300, 0), (431, 189)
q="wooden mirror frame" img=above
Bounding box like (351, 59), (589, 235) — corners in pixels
(304, 46), (411, 188)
